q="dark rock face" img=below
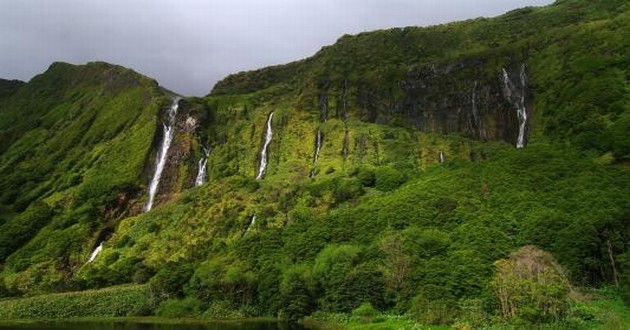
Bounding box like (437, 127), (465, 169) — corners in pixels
(316, 60), (530, 148)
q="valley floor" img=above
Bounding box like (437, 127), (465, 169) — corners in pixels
(0, 285), (628, 330)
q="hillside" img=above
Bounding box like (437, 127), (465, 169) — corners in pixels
(0, 0), (629, 328)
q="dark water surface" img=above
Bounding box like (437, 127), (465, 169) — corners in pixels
(0, 319), (310, 330)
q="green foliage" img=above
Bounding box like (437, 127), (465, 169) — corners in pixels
(333, 177), (364, 204)
(279, 264), (317, 321)
(187, 260), (256, 306)
(373, 166), (406, 192)
(149, 262), (193, 299)
(155, 297), (203, 318)
(0, 284), (151, 319)
(493, 246), (571, 323)
(352, 302), (379, 323)
(0, 201), (53, 261)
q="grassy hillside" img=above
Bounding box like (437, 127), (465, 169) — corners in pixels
(0, 62), (170, 294)
(0, 0), (628, 328)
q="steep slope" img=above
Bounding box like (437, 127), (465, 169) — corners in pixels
(209, 0), (628, 163)
(0, 79), (24, 101)
(76, 0), (628, 324)
(0, 62), (172, 293)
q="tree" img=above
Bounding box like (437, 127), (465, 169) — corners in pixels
(492, 246), (572, 323)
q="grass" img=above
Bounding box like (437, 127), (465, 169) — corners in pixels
(0, 284), (151, 319)
(303, 313), (451, 330)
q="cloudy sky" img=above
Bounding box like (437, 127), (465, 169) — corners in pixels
(1, 0), (553, 96)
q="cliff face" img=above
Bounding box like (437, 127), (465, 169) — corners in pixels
(209, 0), (627, 159)
(0, 62), (169, 290)
(310, 60), (530, 145)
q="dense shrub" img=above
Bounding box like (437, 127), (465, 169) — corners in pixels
(493, 246), (572, 323)
(0, 201), (53, 261)
(0, 285), (150, 319)
(156, 297), (203, 318)
(373, 166), (406, 191)
(149, 262), (193, 299)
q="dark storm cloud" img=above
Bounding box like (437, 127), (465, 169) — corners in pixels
(0, 0), (553, 96)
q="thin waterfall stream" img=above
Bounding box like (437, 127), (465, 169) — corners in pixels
(256, 112), (274, 180)
(195, 147), (211, 186)
(501, 65), (528, 149)
(309, 129), (323, 178)
(86, 241), (103, 264)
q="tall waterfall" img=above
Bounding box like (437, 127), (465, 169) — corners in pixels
(195, 147), (211, 186)
(144, 97), (180, 212)
(439, 151), (445, 163)
(256, 112), (274, 180)
(309, 129), (323, 178)
(501, 65), (528, 149)
(86, 241), (104, 264)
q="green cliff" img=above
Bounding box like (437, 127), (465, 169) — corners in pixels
(0, 0), (628, 327)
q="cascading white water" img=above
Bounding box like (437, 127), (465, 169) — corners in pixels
(256, 112), (274, 180)
(309, 129), (323, 178)
(86, 241), (104, 264)
(502, 66), (528, 149)
(144, 97), (180, 212)
(439, 151), (445, 163)
(195, 147), (211, 186)
(517, 64), (528, 149)
(246, 215), (256, 232)
(314, 129), (322, 164)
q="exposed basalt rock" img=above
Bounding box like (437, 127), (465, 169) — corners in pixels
(144, 100), (206, 209)
(312, 60), (530, 147)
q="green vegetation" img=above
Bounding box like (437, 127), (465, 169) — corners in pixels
(0, 0), (628, 328)
(0, 285), (151, 319)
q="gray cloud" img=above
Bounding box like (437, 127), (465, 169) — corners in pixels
(0, 0), (553, 96)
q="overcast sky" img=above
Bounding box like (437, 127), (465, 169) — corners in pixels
(1, 0), (553, 96)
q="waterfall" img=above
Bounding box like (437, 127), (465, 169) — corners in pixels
(195, 147), (211, 186)
(86, 241), (104, 264)
(256, 112), (274, 180)
(517, 64), (528, 149)
(144, 97), (180, 212)
(439, 151), (445, 164)
(501, 66), (528, 149)
(246, 215), (256, 232)
(309, 129), (323, 178)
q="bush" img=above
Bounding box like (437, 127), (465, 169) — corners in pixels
(374, 166), (406, 191)
(492, 246), (572, 323)
(0, 201), (53, 261)
(149, 261), (193, 299)
(408, 293), (458, 325)
(355, 166), (376, 187)
(0, 284), (150, 318)
(352, 302), (379, 323)
(333, 178), (363, 204)
(155, 297), (203, 318)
